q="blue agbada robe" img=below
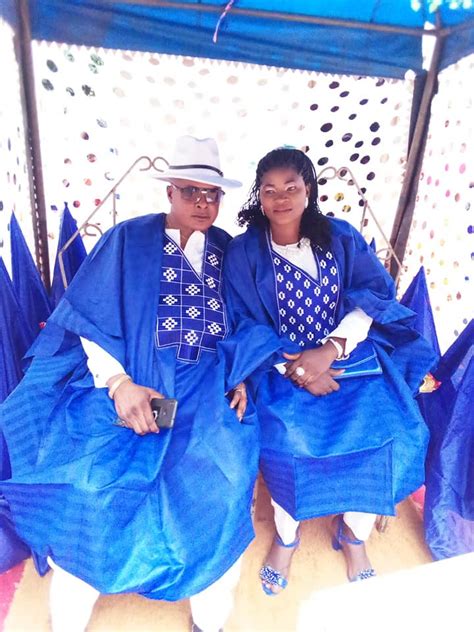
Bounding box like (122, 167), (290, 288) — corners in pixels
(222, 219), (437, 521)
(0, 213), (264, 600)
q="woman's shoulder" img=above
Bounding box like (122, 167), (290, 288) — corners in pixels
(325, 215), (359, 238)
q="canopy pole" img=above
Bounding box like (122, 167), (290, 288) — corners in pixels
(389, 26), (444, 281)
(115, 0), (438, 38)
(16, 0), (50, 289)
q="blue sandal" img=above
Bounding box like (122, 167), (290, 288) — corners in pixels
(332, 515), (376, 582)
(259, 531), (300, 596)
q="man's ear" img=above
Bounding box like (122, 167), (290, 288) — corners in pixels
(166, 185), (173, 203)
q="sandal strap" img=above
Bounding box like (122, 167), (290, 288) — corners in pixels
(259, 564), (288, 589)
(337, 516), (364, 546)
(350, 568), (377, 582)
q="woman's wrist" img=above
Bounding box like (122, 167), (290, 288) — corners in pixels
(323, 338), (344, 361)
(107, 374), (132, 400)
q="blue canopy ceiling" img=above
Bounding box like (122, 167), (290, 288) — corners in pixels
(3, 1), (474, 79)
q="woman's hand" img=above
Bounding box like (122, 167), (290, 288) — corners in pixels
(110, 377), (164, 435)
(303, 369), (344, 396)
(283, 343), (340, 387)
(228, 382), (247, 422)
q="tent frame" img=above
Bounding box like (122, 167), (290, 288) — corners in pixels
(13, 0), (465, 287)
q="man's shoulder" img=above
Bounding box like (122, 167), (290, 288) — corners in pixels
(208, 224), (232, 249)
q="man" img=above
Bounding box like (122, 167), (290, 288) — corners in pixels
(0, 136), (260, 632)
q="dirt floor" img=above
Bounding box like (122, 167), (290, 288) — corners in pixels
(3, 479), (432, 632)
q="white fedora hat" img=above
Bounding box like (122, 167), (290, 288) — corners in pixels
(153, 135), (241, 189)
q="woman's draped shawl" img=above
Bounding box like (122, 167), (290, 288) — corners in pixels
(0, 213), (265, 600)
(222, 219), (437, 520)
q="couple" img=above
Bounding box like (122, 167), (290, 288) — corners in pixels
(0, 136), (435, 631)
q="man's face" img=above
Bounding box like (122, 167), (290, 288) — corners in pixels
(166, 178), (223, 233)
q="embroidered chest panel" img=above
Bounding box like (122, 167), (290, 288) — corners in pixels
(155, 235), (228, 362)
(271, 245), (340, 348)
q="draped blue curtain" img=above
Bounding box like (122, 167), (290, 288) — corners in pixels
(423, 321), (474, 560)
(10, 213), (51, 343)
(0, 257), (31, 572)
(50, 203), (87, 307)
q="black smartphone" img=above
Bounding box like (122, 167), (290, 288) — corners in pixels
(151, 398), (178, 429)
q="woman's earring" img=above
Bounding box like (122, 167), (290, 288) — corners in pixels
(305, 196), (309, 209)
(261, 204), (266, 216)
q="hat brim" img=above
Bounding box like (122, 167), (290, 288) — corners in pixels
(152, 169), (241, 189)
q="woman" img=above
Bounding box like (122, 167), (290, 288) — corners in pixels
(223, 147), (436, 595)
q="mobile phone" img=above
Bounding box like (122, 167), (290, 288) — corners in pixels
(151, 398), (178, 429)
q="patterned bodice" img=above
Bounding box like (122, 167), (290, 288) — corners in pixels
(270, 242), (340, 348)
(155, 234), (228, 362)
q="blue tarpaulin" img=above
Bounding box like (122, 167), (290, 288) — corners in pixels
(0, 1), (471, 79)
(423, 320), (474, 560)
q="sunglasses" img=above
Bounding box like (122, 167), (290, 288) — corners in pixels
(171, 184), (224, 204)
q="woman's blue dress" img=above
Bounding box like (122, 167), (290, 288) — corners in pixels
(222, 219), (437, 521)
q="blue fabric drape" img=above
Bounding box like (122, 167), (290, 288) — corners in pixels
(10, 213), (51, 343)
(0, 257), (31, 572)
(423, 320), (474, 560)
(50, 204), (87, 307)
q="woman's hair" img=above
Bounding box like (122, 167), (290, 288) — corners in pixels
(238, 147), (331, 248)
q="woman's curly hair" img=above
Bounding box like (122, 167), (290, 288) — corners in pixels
(238, 147), (331, 248)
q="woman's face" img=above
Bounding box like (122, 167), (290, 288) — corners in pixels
(259, 167), (310, 231)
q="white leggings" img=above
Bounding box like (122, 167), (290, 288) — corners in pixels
(48, 556), (242, 632)
(271, 499), (376, 544)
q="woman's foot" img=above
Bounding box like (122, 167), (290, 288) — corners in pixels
(259, 531), (300, 595)
(332, 516), (376, 582)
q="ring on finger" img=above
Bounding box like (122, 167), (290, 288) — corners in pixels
(295, 366), (305, 377)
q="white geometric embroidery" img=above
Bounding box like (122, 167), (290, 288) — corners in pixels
(279, 308), (286, 317)
(208, 253), (219, 267)
(288, 299), (295, 308)
(186, 284), (201, 295)
(289, 332), (296, 341)
(330, 301), (336, 309)
(329, 317), (334, 325)
(281, 324), (288, 332)
(314, 287), (321, 296)
(322, 310), (327, 319)
(184, 330), (199, 345)
(324, 328), (330, 336)
(315, 322), (322, 331)
(278, 291), (286, 300)
(277, 273), (284, 282)
(327, 252), (333, 260)
(294, 270), (301, 280)
(306, 315), (314, 324)
(164, 268), (177, 282)
(305, 297), (313, 307)
(206, 277), (217, 289)
(286, 280), (294, 291)
(331, 284), (338, 294)
(284, 264), (291, 273)
(315, 305), (321, 314)
(304, 279), (311, 289)
(296, 289), (303, 299)
(297, 307), (304, 316)
(289, 316), (296, 324)
(320, 260), (327, 269)
(323, 294), (330, 304)
(164, 242), (178, 255)
(186, 307), (201, 319)
(299, 340), (305, 347)
(163, 317), (178, 330)
(298, 324), (305, 333)
(330, 266), (337, 275)
(307, 332), (315, 340)
(208, 322), (222, 335)
(273, 257), (281, 265)
(322, 277), (329, 286)
(207, 298), (220, 310)
(163, 295), (178, 305)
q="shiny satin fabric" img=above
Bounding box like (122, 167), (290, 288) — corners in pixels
(223, 219), (438, 521)
(0, 214), (260, 600)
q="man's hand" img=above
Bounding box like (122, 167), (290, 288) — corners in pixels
(303, 369), (344, 396)
(283, 343), (340, 388)
(110, 378), (164, 435)
(228, 382), (247, 422)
